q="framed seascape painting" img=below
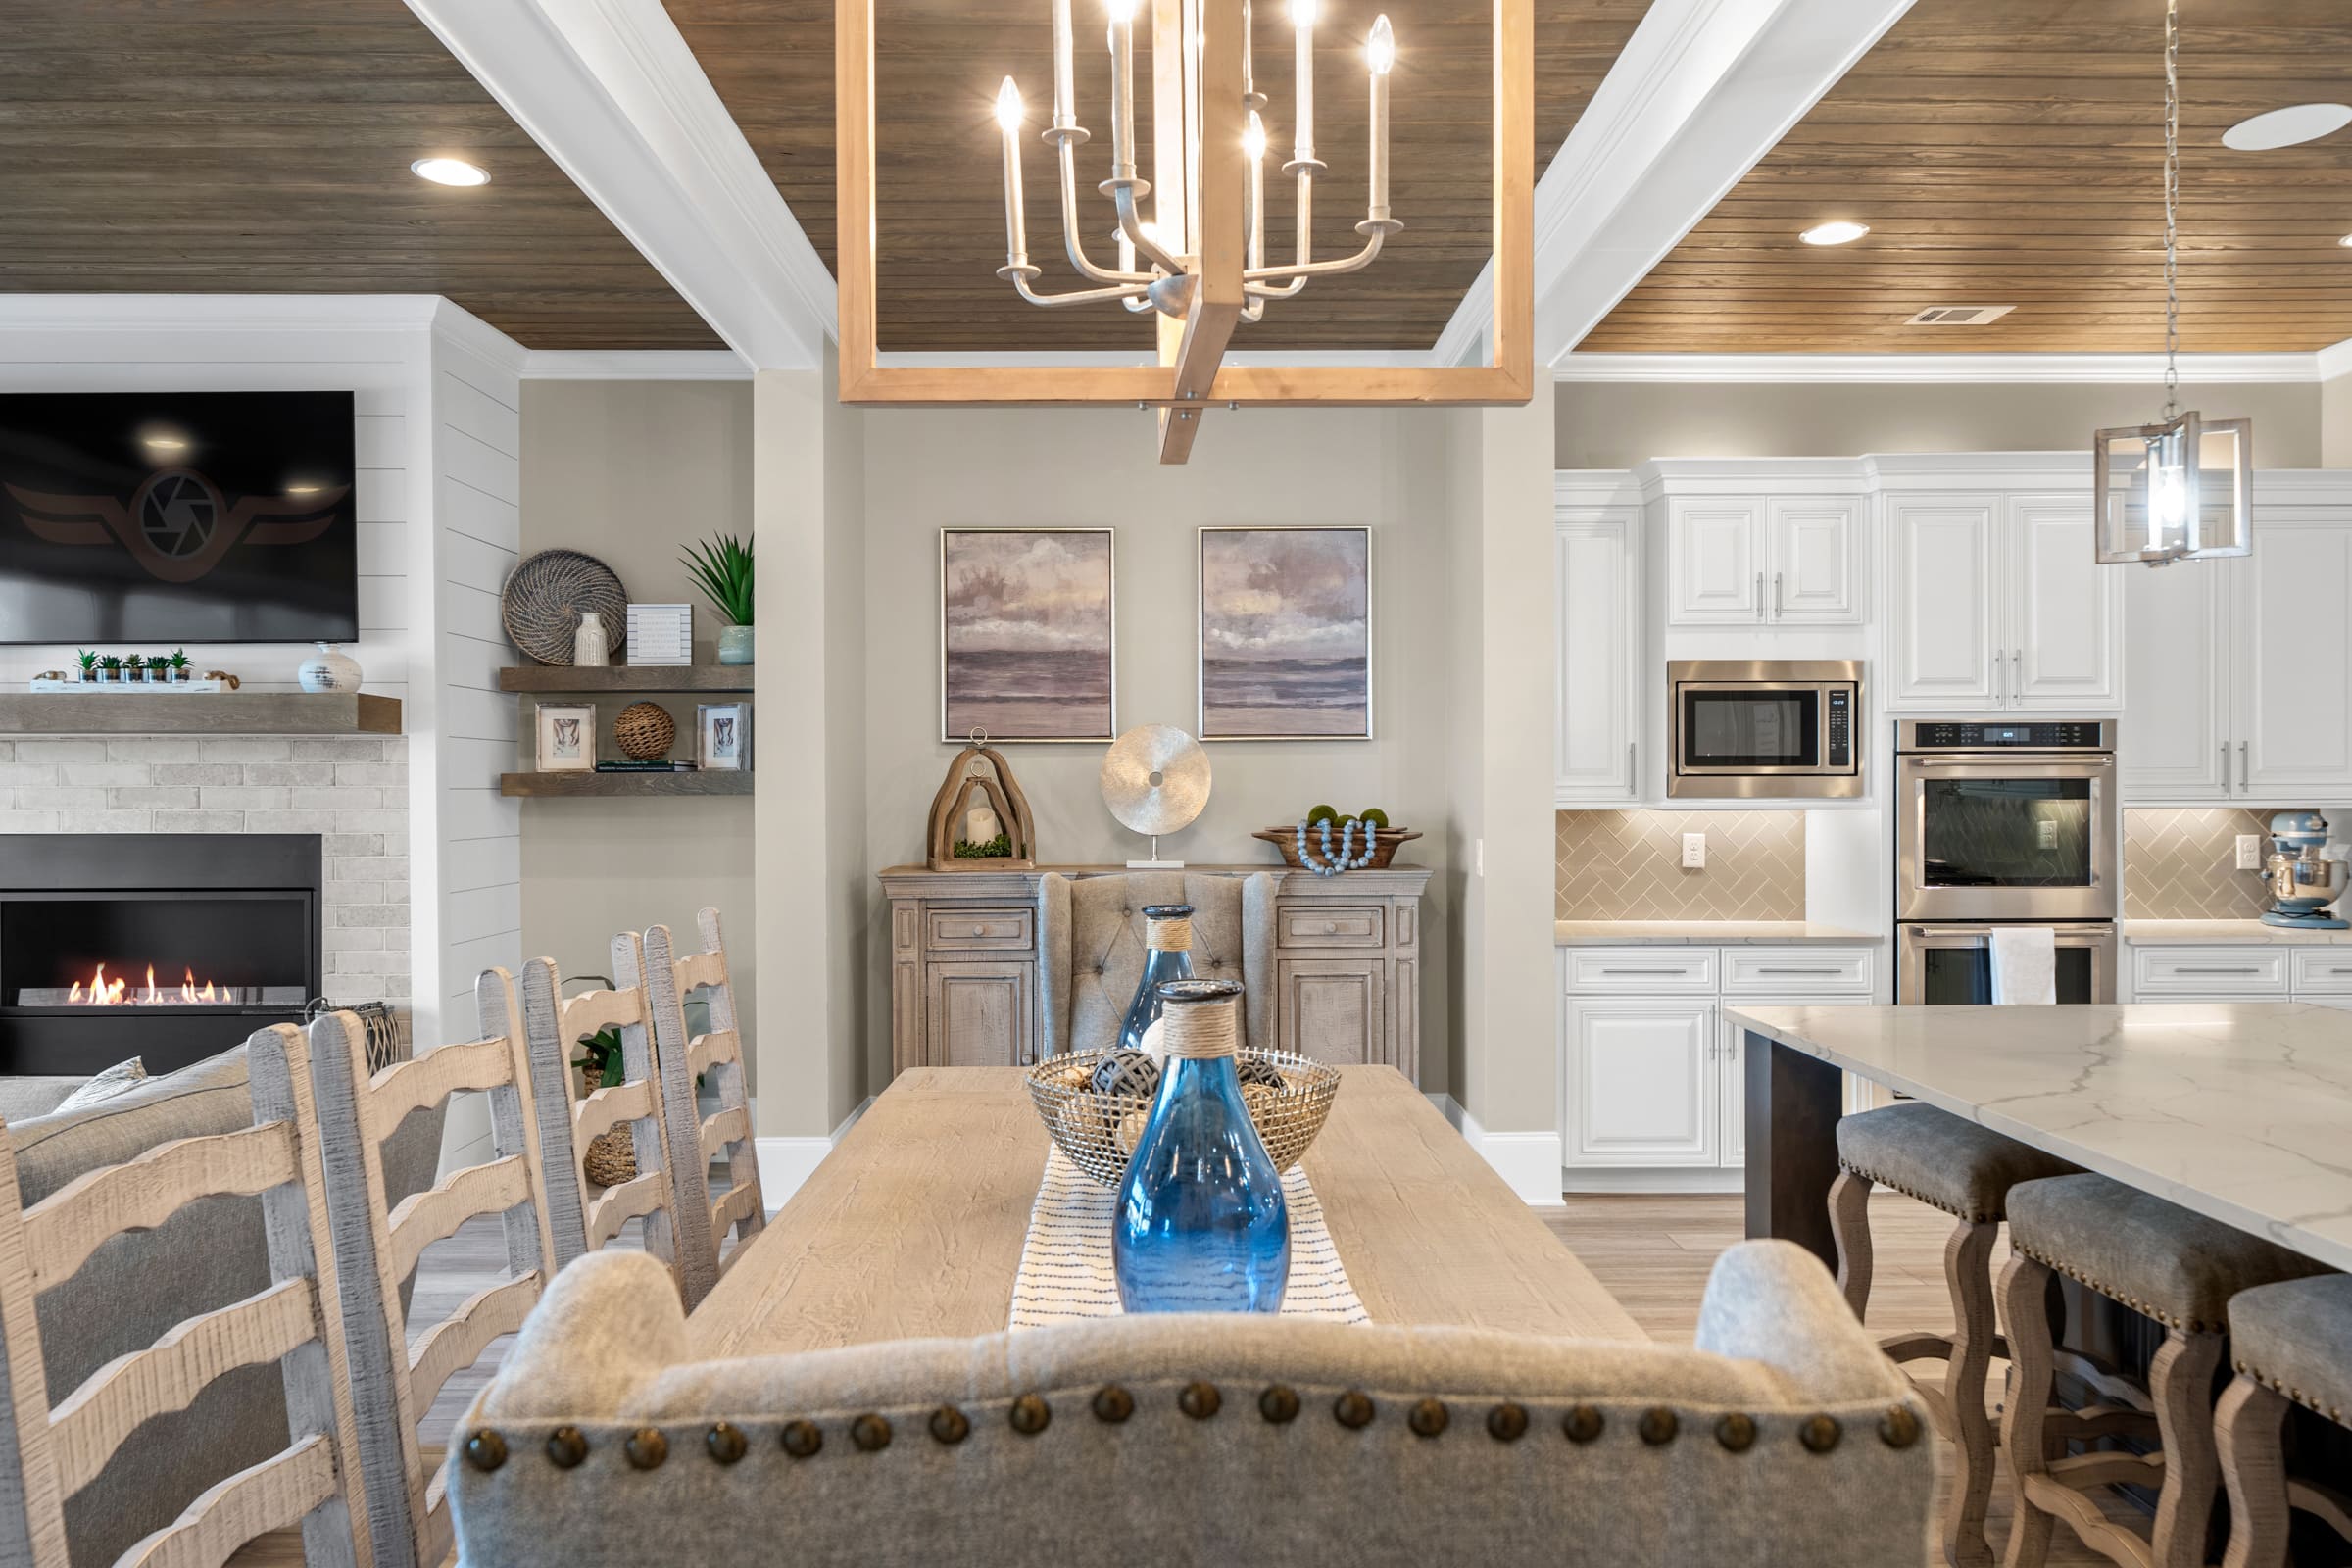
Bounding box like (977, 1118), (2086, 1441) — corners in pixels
(1198, 526), (1371, 740)
(939, 527), (1116, 743)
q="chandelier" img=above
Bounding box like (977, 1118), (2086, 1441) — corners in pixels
(989, 0), (1398, 354)
(2092, 0), (2252, 566)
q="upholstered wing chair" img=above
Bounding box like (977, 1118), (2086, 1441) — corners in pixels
(1038, 871), (1276, 1057)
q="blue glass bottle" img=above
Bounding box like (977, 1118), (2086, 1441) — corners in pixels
(1113, 978), (1290, 1314)
(1115, 904), (1197, 1054)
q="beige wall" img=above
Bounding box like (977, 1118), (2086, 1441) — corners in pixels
(2326, 372), (2352, 468)
(1555, 379), (2326, 468)
(856, 404), (1462, 1097)
(517, 380), (759, 1073)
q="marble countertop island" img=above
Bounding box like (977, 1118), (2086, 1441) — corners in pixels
(1728, 1002), (2352, 1270)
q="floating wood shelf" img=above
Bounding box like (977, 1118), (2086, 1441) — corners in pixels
(497, 665), (754, 693)
(0, 692), (402, 736)
(500, 770), (753, 798)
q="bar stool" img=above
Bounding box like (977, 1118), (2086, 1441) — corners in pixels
(1999, 1174), (2333, 1568)
(2215, 1273), (2352, 1567)
(1829, 1102), (2079, 1567)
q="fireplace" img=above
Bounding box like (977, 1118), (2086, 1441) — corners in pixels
(1, 835), (322, 1076)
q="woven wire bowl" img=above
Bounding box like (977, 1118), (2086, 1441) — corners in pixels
(501, 549), (627, 665)
(1026, 1046), (1341, 1188)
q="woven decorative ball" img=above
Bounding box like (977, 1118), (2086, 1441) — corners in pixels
(578, 1065), (637, 1187)
(612, 702), (676, 760)
(1027, 1046), (1341, 1188)
(501, 549), (627, 665)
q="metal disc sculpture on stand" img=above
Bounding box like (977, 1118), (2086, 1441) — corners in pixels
(1101, 724), (1211, 869)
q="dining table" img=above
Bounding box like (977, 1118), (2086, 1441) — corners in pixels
(688, 1063), (1644, 1356)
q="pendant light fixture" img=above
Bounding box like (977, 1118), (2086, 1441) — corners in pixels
(2093, 0), (2252, 567)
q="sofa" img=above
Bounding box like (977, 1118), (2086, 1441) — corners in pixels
(450, 1240), (1936, 1567)
(0, 1043), (445, 1568)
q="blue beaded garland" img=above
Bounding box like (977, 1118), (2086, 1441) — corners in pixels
(1293, 816), (1376, 876)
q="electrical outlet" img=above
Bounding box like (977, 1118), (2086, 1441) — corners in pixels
(1681, 832), (1707, 869)
(2236, 834), (2263, 871)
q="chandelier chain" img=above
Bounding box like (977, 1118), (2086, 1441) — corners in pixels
(2162, 0), (2179, 419)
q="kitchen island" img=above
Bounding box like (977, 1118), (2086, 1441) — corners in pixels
(1730, 1001), (2352, 1273)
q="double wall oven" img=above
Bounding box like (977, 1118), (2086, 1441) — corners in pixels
(1894, 719), (2119, 1004)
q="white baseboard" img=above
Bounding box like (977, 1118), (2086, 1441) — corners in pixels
(1560, 1167), (1745, 1195)
(1454, 1103), (1566, 1206)
(753, 1097), (874, 1213)
(1427, 1092), (1465, 1131)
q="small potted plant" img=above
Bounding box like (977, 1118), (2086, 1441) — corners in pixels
(167, 649), (191, 685)
(96, 654), (122, 684)
(124, 654), (148, 683)
(74, 651), (97, 684)
(683, 532), (754, 665)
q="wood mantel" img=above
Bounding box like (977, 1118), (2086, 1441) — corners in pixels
(0, 692), (401, 735)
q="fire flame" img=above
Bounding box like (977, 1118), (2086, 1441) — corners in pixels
(65, 962), (221, 1006)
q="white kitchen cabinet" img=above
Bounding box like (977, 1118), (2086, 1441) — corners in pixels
(1886, 492), (2121, 712)
(1563, 998), (1719, 1168)
(2119, 550), (2233, 799)
(1665, 494), (1862, 627)
(1554, 507), (1643, 806)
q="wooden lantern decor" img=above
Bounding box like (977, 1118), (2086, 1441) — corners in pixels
(926, 734), (1038, 872)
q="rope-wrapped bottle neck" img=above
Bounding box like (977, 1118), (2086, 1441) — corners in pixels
(1143, 903), (1196, 953)
(1156, 978), (1243, 1059)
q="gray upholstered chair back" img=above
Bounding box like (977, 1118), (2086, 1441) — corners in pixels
(1039, 871), (1275, 1057)
(450, 1240), (1934, 1567)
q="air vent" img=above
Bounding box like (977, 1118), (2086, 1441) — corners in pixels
(1904, 305), (2016, 326)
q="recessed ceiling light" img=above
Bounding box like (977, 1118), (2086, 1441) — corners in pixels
(1800, 220), (1869, 246)
(411, 157), (491, 187)
(2222, 103), (2352, 151)
(2340, 233), (2352, 249)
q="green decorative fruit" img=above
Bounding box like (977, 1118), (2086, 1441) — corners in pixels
(1358, 808), (1391, 830)
(1305, 804), (1340, 826)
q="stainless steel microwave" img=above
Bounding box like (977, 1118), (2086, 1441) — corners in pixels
(1667, 661), (1864, 799)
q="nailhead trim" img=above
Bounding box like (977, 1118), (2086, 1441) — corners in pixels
(1407, 1397), (1448, 1438)
(1009, 1394), (1051, 1436)
(1837, 1159), (1994, 1225)
(1092, 1385), (1135, 1424)
(2232, 1359), (2348, 1427)
(544, 1427), (587, 1469)
(1487, 1401), (1529, 1443)
(929, 1406), (970, 1445)
(1333, 1390), (1375, 1429)
(463, 1430), (506, 1473)
(1179, 1382), (1222, 1420)
(2010, 1241), (2206, 1333)
(780, 1420), (822, 1458)
(1714, 1413), (1756, 1452)
(1638, 1407), (1678, 1446)
(1879, 1406), (1923, 1449)
(1563, 1404), (1605, 1444)
(624, 1428), (667, 1470)
(705, 1422), (747, 1464)
(1798, 1415), (1841, 1454)
(851, 1414), (892, 1452)
(1259, 1385), (1301, 1424)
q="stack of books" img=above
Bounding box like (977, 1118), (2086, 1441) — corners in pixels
(595, 760), (697, 773)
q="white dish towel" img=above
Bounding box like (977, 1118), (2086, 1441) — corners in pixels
(1987, 926), (2058, 1004)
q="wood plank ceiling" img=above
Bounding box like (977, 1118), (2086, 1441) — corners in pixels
(0, 0), (720, 350)
(669, 0), (1651, 352)
(1581, 0), (2352, 354)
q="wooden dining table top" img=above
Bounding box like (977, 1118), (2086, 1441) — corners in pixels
(687, 1064), (1644, 1357)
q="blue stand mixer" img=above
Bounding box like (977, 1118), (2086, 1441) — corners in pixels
(2260, 810), (2348, 930)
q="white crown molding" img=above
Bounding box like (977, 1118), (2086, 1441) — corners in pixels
(428, 298), (530, 380)
(0, 294), (442, 336)
(2319, 334), (2352, 382)
(1557, 351), (2331, 384)
(521, 349), (752, 380)
(1433, 0), (1915, 371)
(404, 0), (834, 369)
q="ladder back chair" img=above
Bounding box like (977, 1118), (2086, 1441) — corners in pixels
(518, 941), (682, 1283)
(640, 909), (762, 1309)
(0, 1024), (368, 1568)
(308, 972), (559, 1568)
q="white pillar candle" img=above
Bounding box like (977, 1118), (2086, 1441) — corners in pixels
(1367, 15), (1393, 218)
(996, 77), (1028, 270)
(1291, 0), (1316, 166)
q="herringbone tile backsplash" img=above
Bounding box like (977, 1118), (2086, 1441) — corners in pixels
(2124, 808), (2274, 919)
(1556, 809), (1807, 921)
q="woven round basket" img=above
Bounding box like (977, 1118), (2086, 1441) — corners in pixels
(612, 701), (676, 760)
(1026, 1047), (1341, 1188)
(501, 549), (627, 665)
(578, 1064), (637, 1187)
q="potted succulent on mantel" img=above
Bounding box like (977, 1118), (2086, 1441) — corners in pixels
(74, 651), (97, 683)
(96, 654), (122, 684)
(167, 649), (192, 684)
(683, 532), (754, 666)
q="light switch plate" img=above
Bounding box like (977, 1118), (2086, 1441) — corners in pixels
(2236, 834), (2263, 871)
(1681, 832), (1707, 869)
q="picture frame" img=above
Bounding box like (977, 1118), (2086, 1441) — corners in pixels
(698, 703), (752, 771)
(1198, 525), (1372, 741)
(938, 526), (1116, 744)
(535, 703), (596, 772)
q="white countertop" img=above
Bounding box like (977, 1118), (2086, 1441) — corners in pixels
(2122, 918), (2352, 946)
(1726, 1002), (2352, 1270)
(1555, 920), (1884, 947)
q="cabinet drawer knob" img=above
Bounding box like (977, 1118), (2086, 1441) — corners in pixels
(1323, 921), (1339, 934)
(971, 925), (986, 937)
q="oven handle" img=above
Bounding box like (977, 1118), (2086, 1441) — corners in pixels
(1904, 924), (2116, 939)
(1904, 755), (2113, 767)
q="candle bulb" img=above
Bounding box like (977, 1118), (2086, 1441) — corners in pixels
(1366, 15), (1393, 219)
(1107, 0), (1139, 184)
(996, 77), (1029, 270)
(1244, 109), (1267, 268)
(1291, 0), (1316, 168)
(1052, 0), (1076, 130)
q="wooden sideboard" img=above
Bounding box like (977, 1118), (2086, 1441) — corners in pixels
(879, 864), (1432, 1082)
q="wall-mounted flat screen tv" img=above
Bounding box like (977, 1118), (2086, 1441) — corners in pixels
(0, 391), (359, 645)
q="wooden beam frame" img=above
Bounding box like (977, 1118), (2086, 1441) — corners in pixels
(834, 0), (1532, 412)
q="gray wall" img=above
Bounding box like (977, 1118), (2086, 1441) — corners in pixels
(1555, 379), (2327, 468)
(517, 380), (759, 1069)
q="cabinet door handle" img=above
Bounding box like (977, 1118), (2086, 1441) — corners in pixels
(2222, 742), (2232, 792)
(1599, 967), (1692, 976)
(2239, 741), (2250, 791)
(1752, 966), (1843, 975)
(1627, 741), (1636, 793)
(1774, 572), (1784, 618)
(2174, 966), (2263, 975)
(2012, 649), (2022, 700)
(1754, 571), (1763, 620)
(1994, 648), (2006, 708)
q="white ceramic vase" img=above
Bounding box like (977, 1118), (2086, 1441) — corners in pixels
(573, 612), (611, 667)
(298, 642), (363, 693)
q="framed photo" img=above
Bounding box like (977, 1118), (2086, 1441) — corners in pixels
(698, 703), (751, 771)
(1199, 526), (1371, 740)
(534, 703), (595, 772)
(939, 527), (1115, 744)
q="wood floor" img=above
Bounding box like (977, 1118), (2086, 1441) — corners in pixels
(229, 1192), (2143, 1566)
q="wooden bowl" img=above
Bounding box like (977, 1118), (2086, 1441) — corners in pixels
(1252, 826), (1422, 871)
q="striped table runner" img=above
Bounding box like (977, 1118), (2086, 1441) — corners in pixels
(1007, 1146), (1370, 1328)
